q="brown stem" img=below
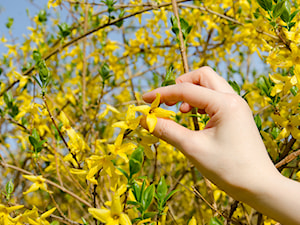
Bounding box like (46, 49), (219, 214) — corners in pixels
(171, 0), (199, 131)
(43, 95), (81, 169)
(0, 161), (92, 207)
(276, 148), (300, 169)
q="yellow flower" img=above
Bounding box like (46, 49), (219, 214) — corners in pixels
(271, 114), (300, 139)
(112, 105), (142, 131)
(86, 154), (115, 184)
(134, 93), (176, 133)
(89, 194), (132, 225)
(0, 204), (24, 225)
(27, 207), (56, 225)
(23, 175), (51, 195)
(108, 130), (137, 162)
(188, 216), (197, 225)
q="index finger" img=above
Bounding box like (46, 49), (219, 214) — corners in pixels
(176, 66), (235, 94)
(142, 82), (225, 117)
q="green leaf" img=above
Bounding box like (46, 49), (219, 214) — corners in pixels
(129, 159), (141, 178)
(58, 22), (71, 38)
(38, 9), (47, 23)
(32, 128), (40, 140)
(6, 17), (14, 29)
(3, 92), (12, 108)
(5, 179), (14, 194)
(271, 127), (281, 139)
(33, 50), (42, 63)
(289, 10), (299, 22)
(273, 0), (286, 19)
(50, 221), (60, 225)
(144, 212), (157, 219)
(254, 114), (262, 131)
(280, 0), (291, 22)
(81, 217), (88, 225)
(256, 0), (272, 11)
(38, 139), (47, 148)
(228, 80), (241, 95)
(156, 176), (167, 201)
(162, 64), (176, 87)
(209, 217), (223, 225)
(99, 63), (112, 84)
(129, 146), (144, 177)
(29, 136), (38, 149)
(117, 167), (129, 180)
(142, 184), (155, 211)
(127, 200), (141, 206)
(162, 189), (179, 207)
(132, 181), (141, 202)
(32, 76), (42, 88)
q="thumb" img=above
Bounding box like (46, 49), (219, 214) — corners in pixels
(140, 116), (202, 153)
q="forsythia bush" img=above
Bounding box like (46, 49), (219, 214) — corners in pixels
(0, 0), (299, 224)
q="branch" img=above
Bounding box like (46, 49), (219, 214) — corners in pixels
(0, 160), (92, 208)
(275, 148), (300, 169)
(179, 3), (279, 40)
(171, 0), (199, 131)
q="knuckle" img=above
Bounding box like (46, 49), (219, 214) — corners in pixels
(224, 94), (250, 113)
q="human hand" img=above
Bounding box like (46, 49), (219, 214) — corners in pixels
(142, 67), (277, 197)
(142, 67), (300, 224)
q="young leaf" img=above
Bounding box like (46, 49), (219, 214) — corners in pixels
(132, 181), (141, 202)
(228, 80), (241, 95)
(5, 179), (14, 195)
(129, 159), (141, 178)
(162, 189), (179, 207)
(142, 184), (155, 211)
(29, 136), (38, 149)
(162, 65), (175, 87)
(209, 217), (223, 225)
(256, 0), (272, 11)
(117, 167), (129, 180)
(254, 114), (262, 131)
(280, 0), (291, 22)
(273, 0), (286, 19)
(156, 176), (167, 201)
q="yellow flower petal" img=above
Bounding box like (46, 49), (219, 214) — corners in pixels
(6, 205), (24, 213)
(23, 183), (40, 195)
(40, 207), (56, 219)
(111, 194), (122, 217)
(188, 216), (197, 225)
(134, 105), (150, 115)
(112, 121), (129, 129)
(88, 208), (111, 223)
(151, 93), (161, 109)
(153, 108), (176, 118)
(120, 213), (132, 225)
(147, 114), (158, 133)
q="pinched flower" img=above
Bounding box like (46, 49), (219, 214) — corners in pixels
(134, 93), (176, 133)
(89, 194), (131, 225)
(23, 175), (51, 195)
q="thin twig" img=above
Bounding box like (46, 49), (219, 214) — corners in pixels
(43, 95), (81, 169)
(0, 161), (92, 208)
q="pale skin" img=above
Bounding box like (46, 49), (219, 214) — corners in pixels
(142, 67), (300, 225)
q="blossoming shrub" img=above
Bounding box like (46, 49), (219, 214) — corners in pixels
(0, 0), (299, 224)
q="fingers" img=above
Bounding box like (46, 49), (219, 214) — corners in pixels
(142, 83), (224, 117)
(140, 117), (199, 152)
(176, 66), (235, 94)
